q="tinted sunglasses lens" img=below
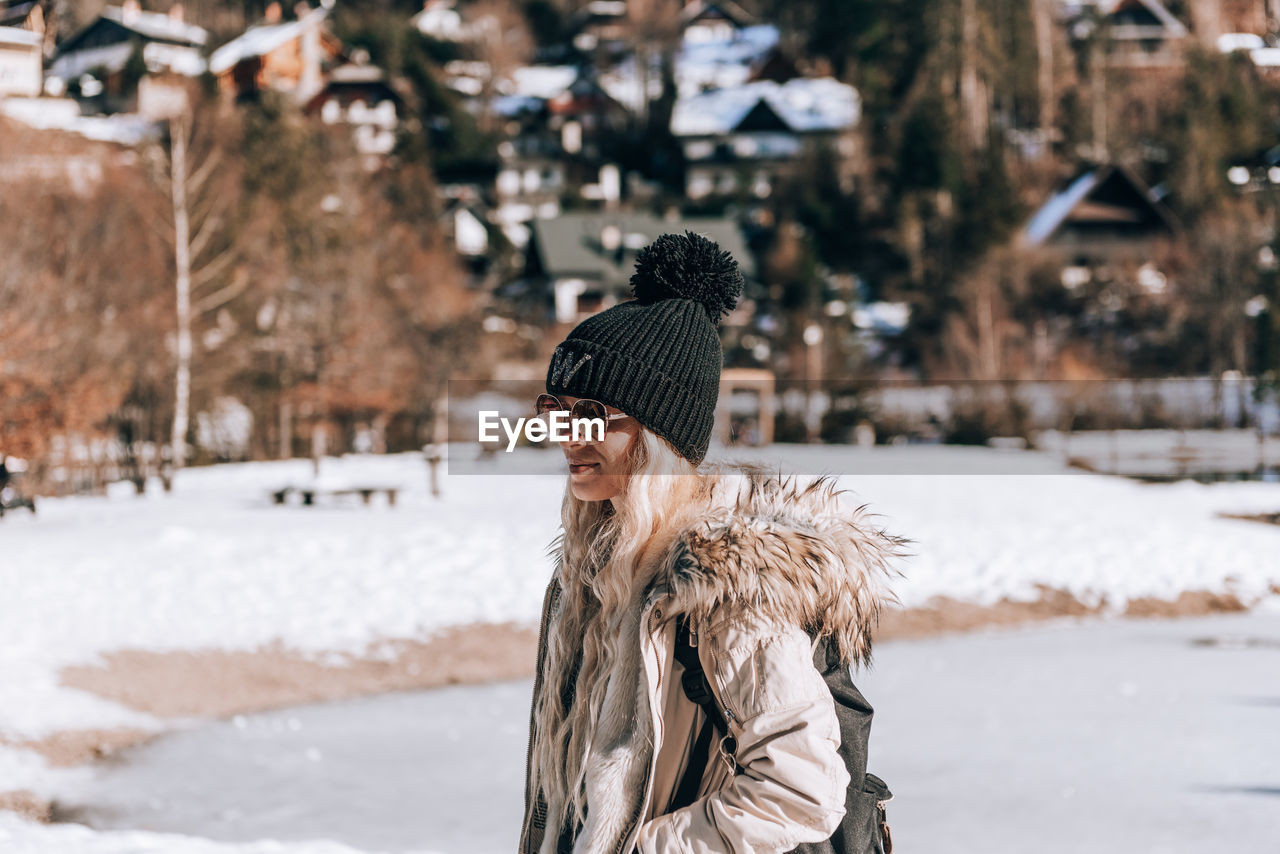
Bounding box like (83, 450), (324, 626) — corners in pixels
(571, 399), (607, 423)
(535, 394), (561, 416)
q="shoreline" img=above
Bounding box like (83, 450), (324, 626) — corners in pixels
(1, 585), (1261, 825)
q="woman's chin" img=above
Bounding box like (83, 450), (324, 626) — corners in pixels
(570, 475), (622, 503)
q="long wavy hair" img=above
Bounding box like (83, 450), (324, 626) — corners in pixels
(529, 426), (712, 838)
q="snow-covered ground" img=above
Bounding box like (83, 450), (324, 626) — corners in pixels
(31, 611), (1280, 854)
(1, 444), (1278, 851)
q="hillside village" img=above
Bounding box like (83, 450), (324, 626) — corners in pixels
(3, 0), (1280, 477)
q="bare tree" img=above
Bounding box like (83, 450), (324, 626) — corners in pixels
(153, 97), (247, 476)
(0, 121), (169, 484)
(1031, 0), (1055, 148)
(940, 246), (1036, 381)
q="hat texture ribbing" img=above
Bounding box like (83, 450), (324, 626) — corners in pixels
(546, 231), (744, 465)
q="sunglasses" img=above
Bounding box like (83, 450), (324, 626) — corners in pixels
(535, 393), (632, 439)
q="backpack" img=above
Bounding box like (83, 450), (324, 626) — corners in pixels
(671, 617), (893, 854)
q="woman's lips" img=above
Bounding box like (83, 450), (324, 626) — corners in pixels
(569, 462), (600, 474)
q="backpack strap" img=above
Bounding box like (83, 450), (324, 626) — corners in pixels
(670, 615), (731, 811)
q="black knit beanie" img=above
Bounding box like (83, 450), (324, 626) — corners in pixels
(545, 231), (744, 465)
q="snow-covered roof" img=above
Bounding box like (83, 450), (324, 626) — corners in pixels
(505, 65), (577, 100)
(680, 0), (754, 29)
(50, 41), (132, 78)
(327, 62), (387, 84)
(1218, 32), (1265, 53)
(598, 25), (779, 112)
(1022, 166), (1176, 247)
(585, 0), (626, 15)
(1249, 47), (1280, 67)
(677, 24), (778, 97)
(412, 0), (476, 42)
(671, 77), (859, 137)
(0, 25), (40, 47)
(49, 38), (205, 80)
(1, 96), (160, 144)
(209, 8), (328, 75)
(853, 301), (910, 335)
(1097, 0), (1188, 38)
(1024, 170), (1100, 246)
(101, 4), (208, 46)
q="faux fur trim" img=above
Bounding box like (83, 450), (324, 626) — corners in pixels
(662, 463), (908, 667)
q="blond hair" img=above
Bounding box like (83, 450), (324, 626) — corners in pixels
(530, 427), (710, 840)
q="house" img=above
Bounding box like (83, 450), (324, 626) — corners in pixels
(510, 212), (755, 324)
(1023, 165), (1178, 252)
(492, 65), (631, 243)
(565, 1), (628, 54)
(680, 0), (754, 44)
(672, 23), (779, 99)
(209, 1), (343, 104)
(437, 186), (494, 279)
(48, 0), (207, 110)
(0, 0), (45, 97)
(305, 52), (401, 160)
(1063, 0), (1190, 69)
(1022, 165), (1179, 294)
(411, 0), (477, 43)
(671, 77), (861, 200)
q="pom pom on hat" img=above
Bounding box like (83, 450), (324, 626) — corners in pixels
(629, 231), (744, 325)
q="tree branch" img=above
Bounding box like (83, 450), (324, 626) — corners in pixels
(188, 205), (226, 261)
(191, 247), (237, 289)
(185, 149), (223, 197)
(193, 268), (250, 315)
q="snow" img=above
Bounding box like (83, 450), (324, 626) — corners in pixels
(852, 301), (911, 334)
(37, 612), (1280, 854)
(0, 813), (421, 854)
(0, 98), (161, 145)
(1023, 170), (1100, 246)
(670, 77), (860, 137)
(1218, 32), (1265, 53)
(1249, 46), (1280, 67)
(0, 445), (1277, 850)
(209, 9), (328, 76)
(49, 681), (535, 852)
(412, 0), (469, 42)
(676, 24), (780, 97)
(504, 65), (577, 100)
(600, 25), (780, 112)
(0, 26), (40, 47)
(101, 4), (209, 47)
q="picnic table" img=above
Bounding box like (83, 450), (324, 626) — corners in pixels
(270, 484), (400, 507)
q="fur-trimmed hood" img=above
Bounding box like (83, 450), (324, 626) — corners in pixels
(659, 463), (907, 667)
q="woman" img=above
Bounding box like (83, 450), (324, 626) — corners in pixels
(518, 233), (903, 854)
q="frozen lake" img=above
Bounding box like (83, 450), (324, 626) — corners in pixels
(55, 611), (1280, 854)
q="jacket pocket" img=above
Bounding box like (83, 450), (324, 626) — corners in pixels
(786, 772), (892, 854)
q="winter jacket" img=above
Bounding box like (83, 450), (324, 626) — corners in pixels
(518, 465), (899, 854)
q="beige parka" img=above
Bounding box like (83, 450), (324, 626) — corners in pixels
(518, 465), (901, 854)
